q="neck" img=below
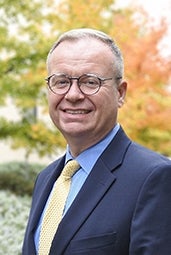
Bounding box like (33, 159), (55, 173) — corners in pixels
(65, 129), (114, 157)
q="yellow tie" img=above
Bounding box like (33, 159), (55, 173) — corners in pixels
(38, 160), (80, 255)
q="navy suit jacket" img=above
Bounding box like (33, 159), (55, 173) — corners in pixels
(22, 127), (171, 255)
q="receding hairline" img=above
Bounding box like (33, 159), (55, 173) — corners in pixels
(47, 28), (124, 78)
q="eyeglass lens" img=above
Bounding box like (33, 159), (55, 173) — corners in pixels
(49, 74), (101, 95)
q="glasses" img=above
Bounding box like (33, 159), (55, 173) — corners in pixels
(45, 73), (114, 95)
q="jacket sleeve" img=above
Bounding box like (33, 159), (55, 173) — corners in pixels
(129, 163), (171, 255)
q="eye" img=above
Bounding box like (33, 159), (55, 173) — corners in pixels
(80, 77), (99, 87)
(52, 76), (70, 88)
(88, 79), (98, 85)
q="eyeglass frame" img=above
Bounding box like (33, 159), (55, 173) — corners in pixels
(45, 73), (122, 96)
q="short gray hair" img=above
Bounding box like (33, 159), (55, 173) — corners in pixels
(47, 28), (124, 79)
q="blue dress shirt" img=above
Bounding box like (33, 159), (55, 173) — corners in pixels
(34, 124), (120, 253)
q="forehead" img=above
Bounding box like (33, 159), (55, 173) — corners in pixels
(48, 38), (114, 68)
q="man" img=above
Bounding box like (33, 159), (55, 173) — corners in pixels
(23, 28), (171, 255)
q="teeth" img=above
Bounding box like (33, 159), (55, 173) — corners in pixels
(65, 110), (88, 114)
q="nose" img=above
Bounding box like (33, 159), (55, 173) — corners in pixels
(64, 80), (85, 101)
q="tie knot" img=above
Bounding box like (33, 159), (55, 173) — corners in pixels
(62, 160), (80, 179)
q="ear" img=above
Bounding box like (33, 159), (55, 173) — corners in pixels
(117, 81), (127, 108)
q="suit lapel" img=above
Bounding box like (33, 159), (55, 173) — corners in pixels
(29, 157), (65, 234)
(50, 127), (131, 254)
(23, 157), (66, 254)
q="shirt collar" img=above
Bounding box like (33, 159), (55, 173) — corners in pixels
(65, 123), (120, 175)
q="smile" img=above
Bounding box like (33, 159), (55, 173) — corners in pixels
(64, 110), (90, 114)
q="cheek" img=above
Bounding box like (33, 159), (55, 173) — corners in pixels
(47, 94), (61, 124)
(103, 93), (119, 118)
(101, 89), (118, 110)
(95, 94), (117, 121)
(48, 92), (61, 110)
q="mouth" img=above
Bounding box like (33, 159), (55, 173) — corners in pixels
(64, 109), (91, 114)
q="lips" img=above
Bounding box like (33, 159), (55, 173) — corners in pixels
(64, 109), (90, 114)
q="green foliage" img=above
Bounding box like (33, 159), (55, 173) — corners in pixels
(0, 190), (30, 255)
(0, 116), (66, 157)
(0, 161), (45, 195)
(0, 0), (171, 157)
(0, 0), (67, 157)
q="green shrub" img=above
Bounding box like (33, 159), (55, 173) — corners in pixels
(0, 190), (31, 255)
(0, 161), (45, 196)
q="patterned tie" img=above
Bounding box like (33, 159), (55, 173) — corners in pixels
(38, 160), (80, 255)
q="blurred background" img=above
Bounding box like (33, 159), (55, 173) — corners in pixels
(0, 0), (171, 253)
(0, 0), (171, 163)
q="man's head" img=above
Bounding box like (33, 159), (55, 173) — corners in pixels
(47, 28), (124, 82)
(46, 28), (127, 156)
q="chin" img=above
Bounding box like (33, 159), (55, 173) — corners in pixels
(63, 128), (91, 138)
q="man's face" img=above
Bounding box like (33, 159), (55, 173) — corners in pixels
(47, 38), (126, 150)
